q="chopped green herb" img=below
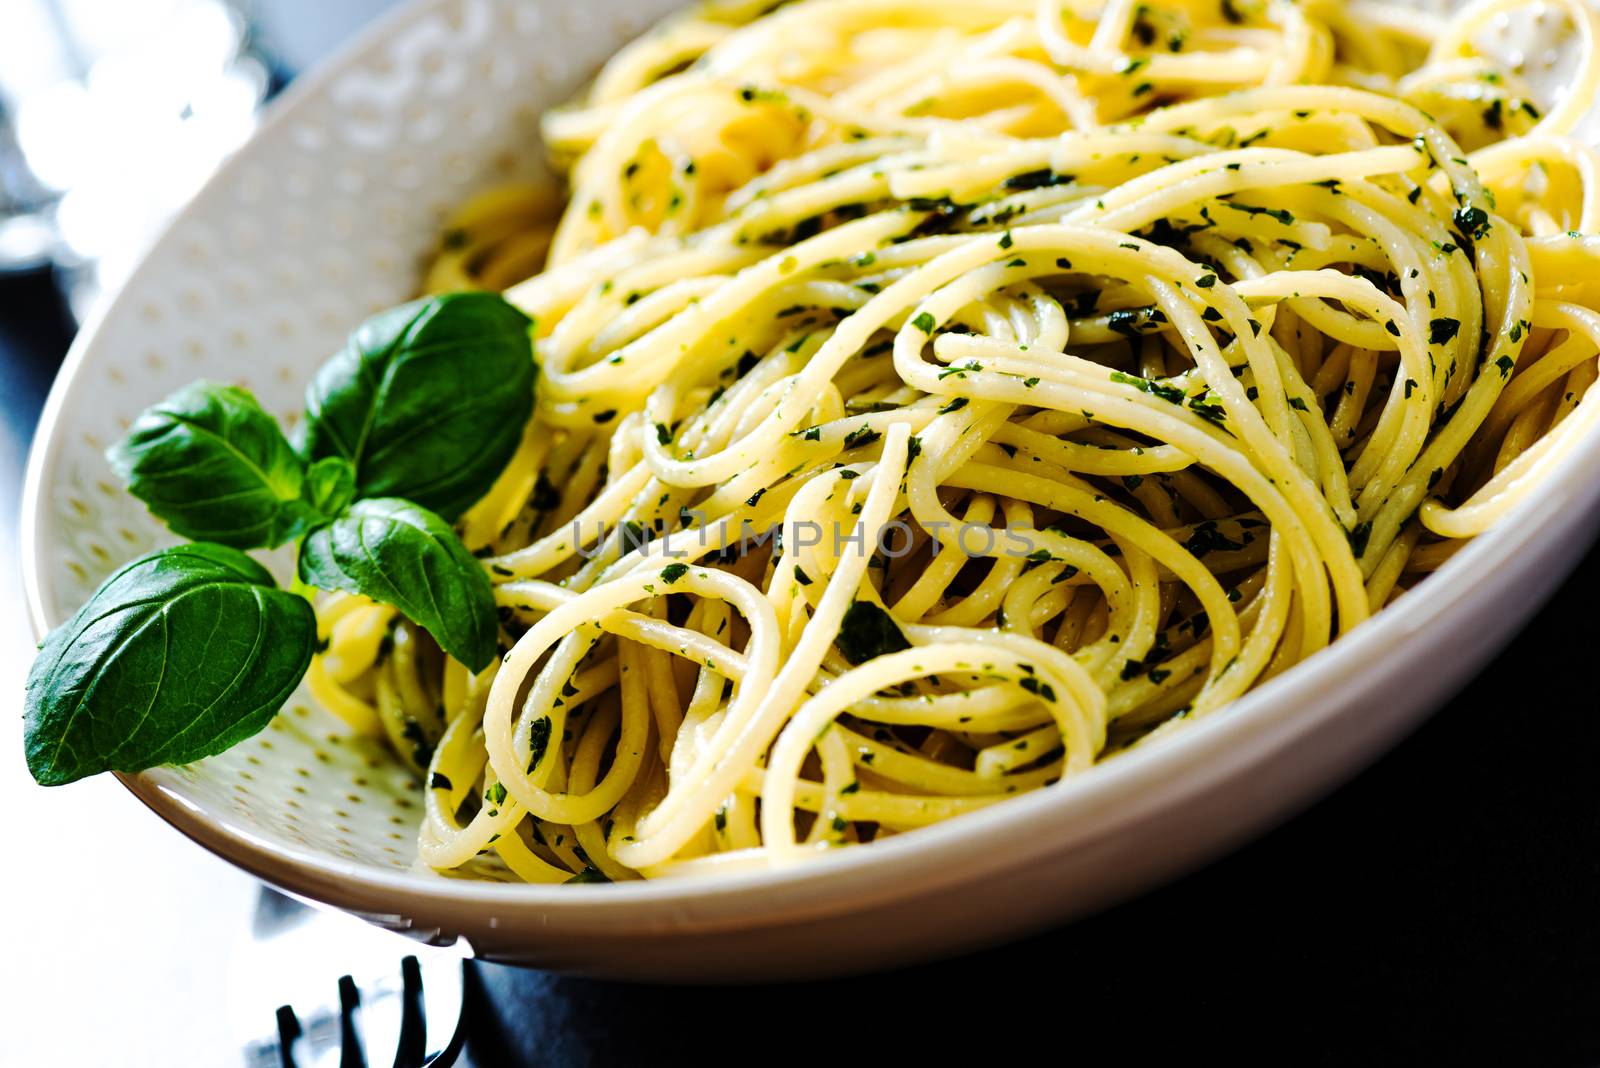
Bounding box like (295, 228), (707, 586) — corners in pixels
(1453, 205), (1491, 240)
(835, 601), (911, 665)
(1018, 676), (1057, 702)
(1347, 521), (1373, 558)
(844, 425), (882, 449)
(1110, 370), (1184, 404)
(1184, 520), (1245, 558)
(527, 715), (552, 771)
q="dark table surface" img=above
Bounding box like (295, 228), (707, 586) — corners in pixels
(5, 252), (1598, 1065)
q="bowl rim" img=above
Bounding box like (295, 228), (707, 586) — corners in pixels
(19, 0), (1600, 923)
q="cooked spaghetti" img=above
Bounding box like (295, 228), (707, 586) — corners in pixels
(305, 0), (1600, 881)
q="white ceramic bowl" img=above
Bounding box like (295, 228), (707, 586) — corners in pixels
(22, 0), (1600, 981)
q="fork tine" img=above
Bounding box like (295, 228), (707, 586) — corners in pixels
(392, 957), (426, 1068)
(338, 974), (367, 1068)
(274, 1005), (303, 1068)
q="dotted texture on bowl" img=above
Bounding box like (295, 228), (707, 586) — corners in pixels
(33, 0), (681, 875)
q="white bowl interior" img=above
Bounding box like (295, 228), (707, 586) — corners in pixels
(23, 0), (685, 879)
(20, 0), (1600, 918)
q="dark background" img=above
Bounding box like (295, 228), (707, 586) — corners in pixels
(6, 241), (1599, 1068)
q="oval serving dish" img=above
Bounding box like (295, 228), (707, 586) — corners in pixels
(22, 0), (1600, 981)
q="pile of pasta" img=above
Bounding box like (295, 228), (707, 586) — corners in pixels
(308, 0), (1600, 881)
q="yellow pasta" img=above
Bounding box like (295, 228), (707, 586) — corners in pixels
(311, 0), (1600, 882)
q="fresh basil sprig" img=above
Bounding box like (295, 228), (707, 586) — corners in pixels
(107, 381), (349, 549)
(24, 293), (535, 785)
(300, 291), (536, 521)
(24, 544), (317, 786)
(298, 498), (498, 672)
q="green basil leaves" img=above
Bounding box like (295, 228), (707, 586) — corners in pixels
(24, 545), (316, 786)
(300, 292), (536, 521)
(298, 498), (498, 672)
(108, 382), (330, 549)
(301, 455), (359, 520)
(26, 293), (535, 785)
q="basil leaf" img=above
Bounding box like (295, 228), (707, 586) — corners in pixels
(301, 455), (357, 519)
(108, 381), (322, 549)
(24, 543), (316, 786)
(298, 498), (497, 672)
(300, 292), (535, 521)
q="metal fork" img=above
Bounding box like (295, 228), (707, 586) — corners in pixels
(236, 890), (468, 1068)
(267, 955), (466, 1068)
